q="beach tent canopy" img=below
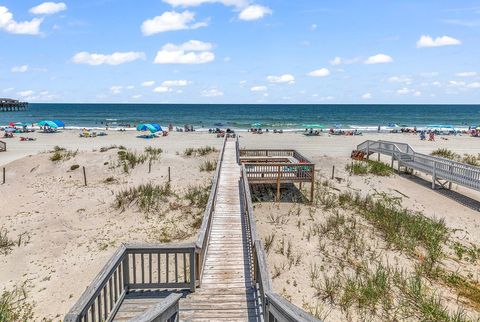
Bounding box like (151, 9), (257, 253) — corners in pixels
(38, 120), (58, 128)
(151, 123), (162, 131)
(53, 120), (65, 127)
(136, 123), (160, 133)
(4, 128), (16, 132)
(302, 123), (324, 129)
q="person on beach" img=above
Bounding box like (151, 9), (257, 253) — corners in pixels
(429, 131), (435, 141)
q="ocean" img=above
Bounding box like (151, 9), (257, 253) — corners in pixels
(1, 104), (479, 131)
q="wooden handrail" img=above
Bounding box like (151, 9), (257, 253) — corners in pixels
(240, 164), (321, 322)
(129, 293), (182, 322)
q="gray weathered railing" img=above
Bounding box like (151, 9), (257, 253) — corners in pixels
(194, 135), (227, 284)
(240, 165), (320, 322)
(0, 140), (5, 152)
(65, 244), (195, 322)
(357, 140), (480, 191)
(129, 293), (181, 322)
(240, 149), (312, 164)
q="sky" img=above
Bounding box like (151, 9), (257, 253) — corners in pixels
(0, 0), (480, 104)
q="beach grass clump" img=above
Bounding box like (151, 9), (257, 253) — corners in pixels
(184, 146), (218, 157)
(461, 154), (480, 167)
(199, 160), (217, 172)
(346, 160), (393, 176)
(430, 148), (460, 160)
(184, 185), (210, 209)
(49, 148), (78, 162)
(117, 150), (148, 173)
(114, 182), (175, 213)
(0, 284), (34, 322)
(144, 146), (163, 159)
(0, 227), (15, 256)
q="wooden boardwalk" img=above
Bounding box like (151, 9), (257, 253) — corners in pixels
(179, 140), (261, 321)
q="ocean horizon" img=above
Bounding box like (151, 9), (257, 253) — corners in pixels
(1, 103), (479, 130)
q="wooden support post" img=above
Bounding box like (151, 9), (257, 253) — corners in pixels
(83, 166), (87, 186)
(148, 160), (152, 173)
(2, 167), (5, 184)
(299, 182), (303, 189)
(391, 152), (394, 168)
(310, 165), (315, 202)
(432, 161), (436, 189)
(331, 165), (335, 180)
(366, 142), (370, 160)
(276, 165), (281, 202)
(168, 167), (171, 182)
(378, 153), (380, 161)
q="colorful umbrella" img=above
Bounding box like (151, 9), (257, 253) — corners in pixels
(151, 123), (162, 131)
(136, 123), (159, 133)
(53, 120), (65, 127)
(38, 120), (58, 128)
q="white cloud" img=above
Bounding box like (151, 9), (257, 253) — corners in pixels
(416, 35), (461, 48)
(397, 88), (421, 96)
(239, 5), (272, 21)
(132, 94), (143, 99)
(266, 74), (295, 84)
(141, 11), (207, 36)
(388, 76), (412, 84)
(126, 85), (135, 90)
(310, 24), (317, 31)
(364, 54), (393, 64)
(362, 93), (372, 100)
(154, 40), (215, 64)
(161, 80), (190, 86)
(163, 0), (248, 8)
(72, 51), (146, 66)
(456, 71), (477, 77)
(307, 68), (330, 77)
(0, 6), (43, 35)
(11, 65), (29, 73)
(330, 57), (342, 65)
(467, 82), (480, 89)
(30, 2), (67, 15)
(18, 90), (35, 97)
(3, 87), (14, 93)
(449, 80), (466, 87)
(110, 86), (123, 94)
(153, 86), (172, 93)
(250, 85), (267, 92)
(201, 88), (223, 97)
(141, 81), (155, 87)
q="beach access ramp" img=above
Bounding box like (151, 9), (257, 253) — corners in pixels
(65, 136), (319, 322)
(357, 140), (480, 192)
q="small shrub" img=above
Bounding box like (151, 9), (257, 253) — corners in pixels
(431, 148), (460, 160)
(346, 160), (393, 176)
(0, 284), (34, 322)
(199, 160), (217, 172)
(184, 148), (195, 156)
(114, 182), (175, 213)
(104, 176), (116, 183)
(50, 149), (78, 162)
(70, 164), (80, 171)
(0, 228), (15, 256)
(184, 185), (210, 209)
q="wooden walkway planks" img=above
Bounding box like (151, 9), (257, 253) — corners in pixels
(179, 140), (261, 321)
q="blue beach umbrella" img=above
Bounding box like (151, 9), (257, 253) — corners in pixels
(53, 120), (65, 127)
(38, 120), (58, 128)
(136, 123), (159, 133)
(151, 123), (162, 131)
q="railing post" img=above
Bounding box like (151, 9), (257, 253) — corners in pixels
(366, 141), (370, 160)
(122, 252), (130, 293)
(190, 249), (196, 292)
(432, 161), (437, 189)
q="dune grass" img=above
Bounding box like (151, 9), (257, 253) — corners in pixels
(0, 227), (15, 256)
(199, 160), (217, 172)
(114, 182), (175, 213)
(0, 284), (33, 322)
(49, 147), (78, 162)
(346, 160), (394, 176)
(431, 148), (480, 166)
(184, 146), (218, 157)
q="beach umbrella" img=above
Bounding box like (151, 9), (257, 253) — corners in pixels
(53, 120), (65, 127)
(476, 126), (480, 130)
(8, 122), (15, 127)
(14, 122), (26, 127)
(4, 128), (16, 132)
(38, 120), (58, 128)
(151, 123), (162, 131)
(136, 123), (159, 133)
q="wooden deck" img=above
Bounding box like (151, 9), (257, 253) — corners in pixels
(179, 140), (261, 321)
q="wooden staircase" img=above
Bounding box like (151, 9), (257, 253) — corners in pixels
(179, 140), (261, 321)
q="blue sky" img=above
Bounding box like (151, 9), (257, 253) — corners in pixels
(1, 0), (480, 103)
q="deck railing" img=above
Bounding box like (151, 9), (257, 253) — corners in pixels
(244, 163), (315, 182)
(240, 165), (320, 322)
(64, 244), (196, 322)
(240, 149), (313, 163)
(357, 140), (480, 191)
(0, 140), (5, 152)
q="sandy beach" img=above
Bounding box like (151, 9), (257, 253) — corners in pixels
(1, 130), (480, 320)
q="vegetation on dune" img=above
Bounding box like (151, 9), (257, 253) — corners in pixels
(117, 147), (163, 173)
(431, 148), (480, 167)
(346, 160), (394, 176)
(199, 160), (217, 172)
(114, 182), (175, 213)
(49, 146), (78, 162)
(184, 146), (217, 157)
(0, 284), (33, 322)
